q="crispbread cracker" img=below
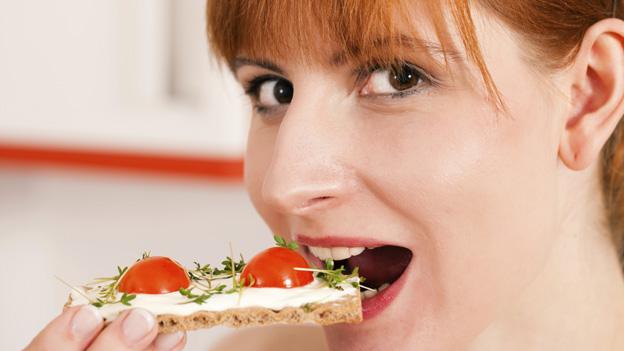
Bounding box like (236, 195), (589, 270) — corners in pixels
(65, 290), (362, 333)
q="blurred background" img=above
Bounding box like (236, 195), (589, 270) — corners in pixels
(0, 1), (308, 349)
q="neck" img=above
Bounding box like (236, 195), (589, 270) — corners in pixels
(469, 164), (624, 351)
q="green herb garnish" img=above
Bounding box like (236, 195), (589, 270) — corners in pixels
(138, 251), (151, 261)
(119, 292), (136, 306)
(92, 292), (137, 308)
(90, 265), (129, 306)
(188, 255), (246, 288)
(57, 266), (137, 309)
(301, 302), (316, 313)
(181, 246), (248, 304)
(294, 259), (374, 291)
(274, 235), (298, 250)
(216, 255), (246, 276)
(178, 285), (227, 305)
(86, 252), (152, 308)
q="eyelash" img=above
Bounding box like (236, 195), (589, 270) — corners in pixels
(355, 61), (438, 99)
(242, 62), (438, 114)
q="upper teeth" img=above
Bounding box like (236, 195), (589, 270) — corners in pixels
(308, 246), (366, 261)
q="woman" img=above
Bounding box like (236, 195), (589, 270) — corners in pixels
(25, 1), (624, 350)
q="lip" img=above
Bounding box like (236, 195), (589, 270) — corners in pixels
(296, 234), (413, 321)
(360, 262), (411, 320)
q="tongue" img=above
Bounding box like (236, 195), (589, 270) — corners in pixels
(340, 245), (412, 289)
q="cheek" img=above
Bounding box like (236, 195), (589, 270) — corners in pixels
(244, 119), (292, 236)
(244, 121), (275, 224)
(360, 89), (559, 332)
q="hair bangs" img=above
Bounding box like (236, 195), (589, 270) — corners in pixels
(207, 0), (501, 107)
(210, 1), (440, 66)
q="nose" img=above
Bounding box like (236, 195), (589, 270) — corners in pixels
(261, 94), (357, 216)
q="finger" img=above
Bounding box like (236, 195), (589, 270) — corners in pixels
(25, 305), (104, 351)
(87, 308), (158, 351)
(148, 331), (187, 351)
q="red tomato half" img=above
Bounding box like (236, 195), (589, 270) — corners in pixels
(241, 247), (314, 288)
(118, 256), (190, 294)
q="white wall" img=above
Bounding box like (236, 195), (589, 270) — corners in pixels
(0, 166), (274, 350)
(0, 0), (248, 156)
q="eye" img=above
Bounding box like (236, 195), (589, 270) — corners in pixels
(245, 76), (293, 108)
(359, 63), (427, 97)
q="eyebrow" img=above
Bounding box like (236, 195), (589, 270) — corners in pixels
(233, 57), (285, 75)
(233, 35), (463, 74)
(332, 35), (463, 65)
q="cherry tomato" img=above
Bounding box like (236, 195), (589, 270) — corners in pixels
(241, 247), (314, 288)
(118, 256), (190, 294)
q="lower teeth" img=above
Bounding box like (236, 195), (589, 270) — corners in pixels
(361, 283), (390, 299)
(362, 289), (378, 299)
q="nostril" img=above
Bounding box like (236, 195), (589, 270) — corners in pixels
(296, 196), (335, 212)
(262, 169), (357, 215)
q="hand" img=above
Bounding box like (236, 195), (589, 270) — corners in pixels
(25, 305), (186, 351)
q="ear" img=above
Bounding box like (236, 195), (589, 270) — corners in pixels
(559, 19), (624, 171)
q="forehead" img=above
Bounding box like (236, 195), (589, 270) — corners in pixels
(213, 0), (464, 69)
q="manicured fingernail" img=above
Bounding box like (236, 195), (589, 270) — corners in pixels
(70, 305), (102, 339)
(121, 309), (155, 344)
(154, 331), (184, 350)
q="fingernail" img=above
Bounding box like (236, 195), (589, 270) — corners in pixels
(121, 309), (155, 344)
(70, 305), (102, 339)
(154, 331), (184, 350)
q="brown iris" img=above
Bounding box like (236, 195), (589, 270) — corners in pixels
(389, 65), (421, 91)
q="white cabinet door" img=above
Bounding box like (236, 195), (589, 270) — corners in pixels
(0, 0), (248, 159)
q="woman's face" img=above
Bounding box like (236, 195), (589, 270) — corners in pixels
(235, 6), (565, 351)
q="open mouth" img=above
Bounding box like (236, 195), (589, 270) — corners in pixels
(307, 245), (413, 298)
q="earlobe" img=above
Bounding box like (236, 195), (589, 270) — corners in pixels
(559, 19), (624, 171)
(559, 109), (598, 170)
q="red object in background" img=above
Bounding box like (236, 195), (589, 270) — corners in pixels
(241, 247), (314, 288)
(0, 141), (244, 181)
(118, 256), (191, 294)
